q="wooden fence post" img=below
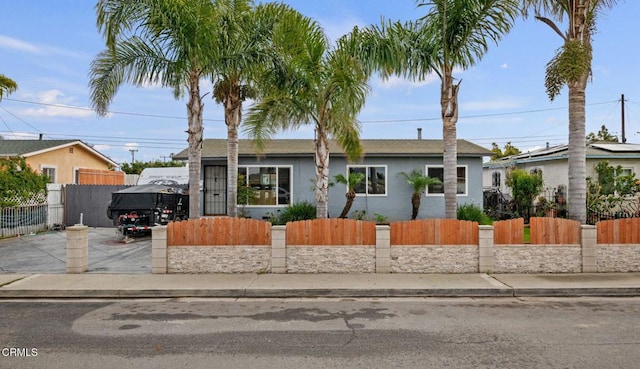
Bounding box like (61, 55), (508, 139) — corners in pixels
(478, 225), (494, 273)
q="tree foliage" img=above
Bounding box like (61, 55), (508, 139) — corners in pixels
(490, 141), (521, 160)
(506, 168), (544, 217)
(586, 124), (618, 143)
(119, 160), (185, 175)
(587, 161), (639, 212)
(0, 158), (49, 206)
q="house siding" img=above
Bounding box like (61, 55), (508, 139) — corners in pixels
(26, 144), (114, 184)
(204, 155), (486, 221)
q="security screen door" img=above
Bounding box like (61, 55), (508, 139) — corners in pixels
(204, 166), (227, 215)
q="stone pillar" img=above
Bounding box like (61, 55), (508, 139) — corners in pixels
(271, 225), (287, 274)
(66, 225), (88, 273)
(581, 225), (597, 273)
(478, 225), (494, 273)
(152, 226), (168, 274)
(376, 225), (391, 273)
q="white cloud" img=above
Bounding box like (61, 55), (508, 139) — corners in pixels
(124, 143), (139, 151)
(18, 90), (94, 118)
(0, 132), (41, 140)
(375, 74), (439, 90)
(0, 35), (42, 54)
(501, 63), (509, 69)
(92, 144), (111, 152)
(0, 35), (84, 58)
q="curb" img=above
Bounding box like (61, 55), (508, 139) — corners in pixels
(1, 287), (638, 299)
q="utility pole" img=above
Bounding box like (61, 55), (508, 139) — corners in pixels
(129, 149), (138, 163)
(621, 94), (626, 143)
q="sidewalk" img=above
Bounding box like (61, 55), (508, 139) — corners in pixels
(2, 272), (640, 299)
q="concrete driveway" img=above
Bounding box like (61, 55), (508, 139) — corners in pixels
(0, 228), (151, 274)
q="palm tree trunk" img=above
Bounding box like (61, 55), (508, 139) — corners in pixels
(225, 82), (242, 217)
(567, 80), (587, 224)
(339, 191), (356, 218)
(186, 70), (203, 219)
(315, 126), (330, 219)
(441, 67), (459, 219)
(411, 192), (421, 220)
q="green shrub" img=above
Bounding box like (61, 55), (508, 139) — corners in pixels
(270, 201), (316, 225)
(457, 204), (493, 225)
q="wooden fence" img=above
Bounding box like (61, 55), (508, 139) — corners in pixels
(77, 169), (125, 185)
(285, 219), (376, 245)
(494, 217), (581, 245)
(597, 218), (640, 244)
(167, 217), (271, 246)
(529, 217), (581, 244)
(493, 218), (524, 244)
(390, 219), (479, 245)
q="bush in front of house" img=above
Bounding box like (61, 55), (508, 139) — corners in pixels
(269, 201), (317, 225)
(457, 203), (493, 225)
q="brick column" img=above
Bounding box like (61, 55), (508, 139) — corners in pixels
(581, 225), (597, 273)
(478, 225), (494, 273)
(66, 225), (88, 273)
(271, 225), (287, 273)
(376, 225), (391, 273)
(152, 226), (167, 274)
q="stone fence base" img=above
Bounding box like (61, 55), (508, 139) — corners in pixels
(148, 224), (640, 274)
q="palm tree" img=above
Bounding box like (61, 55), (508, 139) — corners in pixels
(90, 0), (220, 219)
(399, 169), (442, 220)
(362, 0), (519, 219)
(244, 13), (369, 219)
(210, 1), (299, 217)
(522, 0), (620, 224)
(334, 172), (365, 218)
(0, 74), (17, 101)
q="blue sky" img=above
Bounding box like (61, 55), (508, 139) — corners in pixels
(1, 1), (639, 166)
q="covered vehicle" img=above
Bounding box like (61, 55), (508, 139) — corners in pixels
(107, 184), (188, 237)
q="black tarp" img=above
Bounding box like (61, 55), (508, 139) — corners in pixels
(110, 184), (187, 211)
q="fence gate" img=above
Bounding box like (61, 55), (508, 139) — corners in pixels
(47, 183), (65, 228)
(65, 184), (130, 227)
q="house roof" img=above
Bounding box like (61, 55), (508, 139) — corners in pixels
(0, 139), (118, 167)
(173, 138), (493, 160)
(484, 142), (640, 169)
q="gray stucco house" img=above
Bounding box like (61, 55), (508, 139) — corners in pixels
(174, 138), (493, 221)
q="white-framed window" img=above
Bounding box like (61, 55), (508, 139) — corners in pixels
(238, 166), (292, 206)
(347, 165), (387, 196)
(41, 165), (57, 183)
(425, 165), (467, 195)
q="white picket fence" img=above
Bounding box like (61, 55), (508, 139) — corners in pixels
(0, 184), (64, 238)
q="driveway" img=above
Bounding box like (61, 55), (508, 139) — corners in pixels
(0, 228), (151, 274)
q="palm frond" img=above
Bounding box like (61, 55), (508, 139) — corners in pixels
(0, 74), (18, 101)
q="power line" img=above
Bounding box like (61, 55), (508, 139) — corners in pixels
(3, 97), (225, 122)
(3, 97), (621, 124)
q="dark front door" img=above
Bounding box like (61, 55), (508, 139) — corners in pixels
(204, 166), (227, 215)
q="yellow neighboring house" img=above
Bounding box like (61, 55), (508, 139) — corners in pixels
(0, 139), (120, 184)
